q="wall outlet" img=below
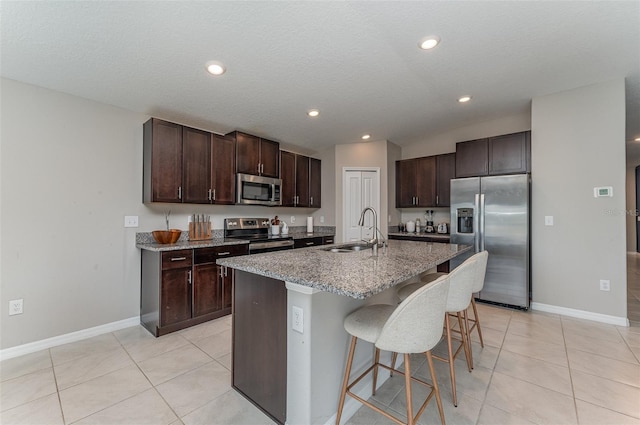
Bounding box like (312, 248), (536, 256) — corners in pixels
(291, 216), (296, 224)
(124, 215), (139, 228)
(599, 280), (610, 291)
(9, 299), (23, 315)
(320, 216), (325, 224)
(292, 306), (304, 333)
(544, 216), (554, 226)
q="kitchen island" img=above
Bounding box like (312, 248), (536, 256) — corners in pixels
(217, 240), (470, 425)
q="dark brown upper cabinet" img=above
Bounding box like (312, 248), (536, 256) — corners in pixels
(210, 134), (236, 204)
(143, 118), (183, 203)
(396, 156), (436, 207)
(435, 152), (456, 206)
(280, 151), (321, 208)
(182, 126), (212, 204)
(229, 131), (280, 178)
(455, 131), (530, 177)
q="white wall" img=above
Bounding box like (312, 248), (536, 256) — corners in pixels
(0, 78), (333, 350)
(531, 79), (627, 319)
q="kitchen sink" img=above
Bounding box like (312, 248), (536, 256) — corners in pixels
(323, 242), (373, 253)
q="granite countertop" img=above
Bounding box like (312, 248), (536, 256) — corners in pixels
(136, 230), (336, 252)
(388, 232), (450, 239)
(217, 240), (471, 299)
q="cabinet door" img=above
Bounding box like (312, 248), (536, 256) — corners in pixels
(211, 134), (236, 204)
(193, 263), (221, 317)
(160, 268), (191, 327)
(280, 151), (296, 207)
(455, 138), (488, 177)
(488, 132), (529, 175)
(234, 132), (261, 175)
(415, 156), (436, 207)
(309, 158), (322, 208)
(396, 159), (417, 207)
(436, 153), (456, 206)
(146, 119), (183, 203)
(295, 155), (310, 207)
(259, 138), (280, 178)
(182, 127), (211, 204)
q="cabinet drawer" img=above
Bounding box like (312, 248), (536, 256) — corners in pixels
(323, 236), (335, 245)
(194, 244), (249, 264)
(294, 237), (324, 248)
(161, 250), (193, 270)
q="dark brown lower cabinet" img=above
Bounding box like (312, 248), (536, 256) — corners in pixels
(141, 244), (248, 337)
(233, 271), (287, 424)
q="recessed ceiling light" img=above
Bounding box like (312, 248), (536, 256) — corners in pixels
(458, 96), (472, 103)
(419, 35), (441, 50)
(307, 109), (320, 117)
(635, 137), (640, 142)
(206, 61), (226, 76)
(361, 134), (371, 140)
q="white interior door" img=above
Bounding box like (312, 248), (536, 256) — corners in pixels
(343, 169), (380, 242)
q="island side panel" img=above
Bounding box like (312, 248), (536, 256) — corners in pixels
(232, 270), (287, 424)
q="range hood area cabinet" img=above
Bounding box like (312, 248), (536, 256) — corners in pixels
(280, 151), (321, 208)
(143, 118), (236, 204)
(396, 152), (455, 208)
(455, 131), (531, 178)
(228, 131), (280, 178)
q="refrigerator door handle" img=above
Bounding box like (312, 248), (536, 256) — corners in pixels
(474, 193), (480, 252)
(480, 193), (486, 251)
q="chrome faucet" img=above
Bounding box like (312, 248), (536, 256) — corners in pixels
(358, 207), (386, 255)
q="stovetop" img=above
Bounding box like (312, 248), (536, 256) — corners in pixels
(224, 217), (292, 243)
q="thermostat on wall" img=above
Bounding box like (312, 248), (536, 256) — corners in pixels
(593, 186), (613, 197)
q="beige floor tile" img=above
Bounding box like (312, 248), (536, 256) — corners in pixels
(495, 350), (572, 395)
(179, 316), (231, 342)
(138, 344), (212, 386)
(58, 364), (152, 424)
(564, 331), (638, 364)
(572, 369), (640, 419)
(344, 402), (383, 424)
(191, 329), (232, 360)
(0, 368), (57, 412)
(477, 404), (537, 425)
(424, 362), (492, 403)
(0, 350), (52, 382)
(370, 374), (406, 407)
(53, 346), (134, 390)
(123, 332), (191, 363)
(469, 325), (505, 348)
(510, 309), (561, 325)
(507, 319), (565, 346)
(468, 342), (500, 370)
(576, 399), (640, 425)
(619, 328), (640, 348)
(181, 389), (275, 425)
(156, 361), (231, 417)
(568, 348), (640, 388)
(216, 352), (232, 371)
(74, 388), (177, 425)
(0, 393), (63, 425)
(484, 372), (577, 424)
(49, 333), (122, 366)
(562, 317), (627, 344)
(502, 332), (568, 367)
(113, 325), (157, 346)
(471, 308), (511, 333)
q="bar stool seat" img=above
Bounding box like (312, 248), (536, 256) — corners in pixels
(335, 276), (451, 425)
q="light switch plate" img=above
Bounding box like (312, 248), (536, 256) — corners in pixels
(124, 216), (139, 228)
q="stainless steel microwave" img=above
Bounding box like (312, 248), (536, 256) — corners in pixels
(236, 173), (282, 206)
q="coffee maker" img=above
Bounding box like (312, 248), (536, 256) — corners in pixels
(424, 210), (434, 233)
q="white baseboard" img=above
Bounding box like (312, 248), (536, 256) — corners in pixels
(531, 302), (629, 327)
(0, 316), (140, 361)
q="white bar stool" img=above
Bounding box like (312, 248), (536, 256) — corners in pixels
(335, 275), (451, 425)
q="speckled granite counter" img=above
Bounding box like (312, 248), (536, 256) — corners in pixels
(217, 239), (470, 299)
(136, 237), (249, 252)
(388, 231), (450, 241)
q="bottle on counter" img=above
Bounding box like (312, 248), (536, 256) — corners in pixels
(416, 218), (421, 233)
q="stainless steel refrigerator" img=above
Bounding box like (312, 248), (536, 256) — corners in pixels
(450, 174), (530, 309)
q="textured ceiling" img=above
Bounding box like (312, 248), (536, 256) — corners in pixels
(1, 1), (639, 156)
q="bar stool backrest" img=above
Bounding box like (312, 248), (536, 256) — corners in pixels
(470, 251), (488, 293)
(376, 275), (450, 354)
(446, 257), (478, 312)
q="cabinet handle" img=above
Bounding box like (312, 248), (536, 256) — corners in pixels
(416, 196), (419, 205)
(208, 189), (212, 201)
(217, 251), (231, 256)
(261, 163), (264, 174)
(170, 257), (187, 261)
(310, 196), (313, 206)
(436, 195), (439, 205)
(178, 186), (182, 200)
(224, 266), (228, 277)
(212, 189), (216, 201)
(187, 270), (192, 284)
(220, 267), (224, 278)
(306, 242), (314, 246)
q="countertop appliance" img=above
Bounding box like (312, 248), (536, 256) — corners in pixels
(236, 173), (282, 206)
(224, 217), (294, 254)
(450, 174), (530, 309)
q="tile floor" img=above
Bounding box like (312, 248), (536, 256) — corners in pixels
(2, 301), (640, 424)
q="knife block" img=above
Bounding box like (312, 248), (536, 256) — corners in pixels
(189, 221), (212, 240)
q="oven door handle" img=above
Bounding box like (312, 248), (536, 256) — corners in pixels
(250, 240), (294, 250)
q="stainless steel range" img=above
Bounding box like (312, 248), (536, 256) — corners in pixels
(224, 218), (294, 254)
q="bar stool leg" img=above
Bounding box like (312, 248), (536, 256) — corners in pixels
(426, 350), (446, 425)
(471, 298), (484, 347)
(456, 312), (472, 373)
(390, 352), (398, 376)
(463, 309), (474, 369)
(336, 336), (358, 425)
(404, 353), (414, 425)
(373, 348), (381, 395)
(444, 314), (458, 407)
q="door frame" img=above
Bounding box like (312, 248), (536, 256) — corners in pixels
(342, 167), (381, 242)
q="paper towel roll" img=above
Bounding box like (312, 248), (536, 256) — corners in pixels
(306, 217), (314, 233)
